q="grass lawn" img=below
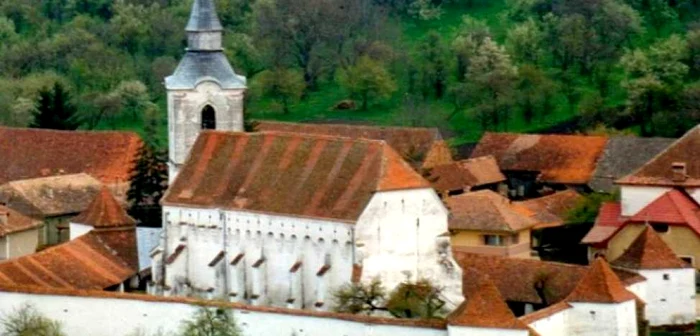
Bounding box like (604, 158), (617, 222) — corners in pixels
(651, 324), (700, 336)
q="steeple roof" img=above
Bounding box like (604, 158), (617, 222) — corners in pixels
(612, 226), (688, 270)
(448, 268), (528, 330)
(186, 0), (223, 32)
(71, 187), (136, 229)
(566, 258), (636, 304)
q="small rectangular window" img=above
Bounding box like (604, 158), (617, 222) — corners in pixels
(663, 274), (670, 280)
(651, 224), (669, 233)
(483, 235), (504, 246)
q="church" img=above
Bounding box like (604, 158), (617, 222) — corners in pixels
(150, 0), (464, 311)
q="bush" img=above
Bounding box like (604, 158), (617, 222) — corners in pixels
(0, 303), (65, 336)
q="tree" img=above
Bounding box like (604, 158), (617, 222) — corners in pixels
(567, 192), (618, 224)
(414, 31), (449, 99)
(179, 307), (241, 336)
(506, 18), (544, 64)
(688, 29), (700, 77)
(385, 279), (445, 319)
(337, 56), (397, 110)
(250, 67), (306, 114)
(30, 82), (81, 130)
(515, 64), (555, 124)
(333, 278), (388, 315)
(0, 303), (65, 336)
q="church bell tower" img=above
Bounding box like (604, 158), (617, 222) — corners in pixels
(165, 0), (247, 182)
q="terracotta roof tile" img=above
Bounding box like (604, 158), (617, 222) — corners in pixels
(448, 268), (528, 330)
(453, 252), (643, 305)
(566, 258), (636, 303)
(163, 131), (429, 222)
(0, 127), (141, 185)
(0, 174), (102, 217)
(517, 190), (583, 229)
(0, 231), (136, 290)
(0, 205), (41, 237)
(255, 121), (448, 169)
(71, 187), (136, 228)
(618, 125), (700, 187)
(612, 226), (689, 269)
(471, 133), (608, 184)
(426, 156), (505, 193)
(446, 190), (537, 232)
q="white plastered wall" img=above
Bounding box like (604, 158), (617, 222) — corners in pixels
(69, 223), (92, 240)
(624, 280), (648, 305)
(620, 186), (671, 216)
(567, 301), (636, 336)
(355, 188), (464, 309)
(447, 326), (529, 336)
(525, 308), (570, 336)
(638, 268), (696, 326)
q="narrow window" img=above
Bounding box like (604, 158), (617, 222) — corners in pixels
(201, 105), (216, 129)
(483, 235), (504, 246)
(663, 274), (670, 280)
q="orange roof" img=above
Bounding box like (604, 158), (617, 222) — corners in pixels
(0, 127), (141, 185)
(448, 268), (528, 330)
(471, 133), (608, 184)
(446, 190), (537, 233)
(163, 131), (430, 222)
(517, 190), (583, 229)
(618, 125), (700, 187)
(71, 188), (136, 228)
(0, 205), (41, 237)
(611, 226), (689, 270)
(454, 252), (644, 305)
(0, 230), (137, 290)
(566, 258), (636, 304)
(255, 121), (450, 169)
(426, 156), (505, 192)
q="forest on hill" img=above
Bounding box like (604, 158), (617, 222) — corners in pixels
(1, 0), (700, 146)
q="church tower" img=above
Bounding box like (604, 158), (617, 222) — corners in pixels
(165, 0), (247, 182)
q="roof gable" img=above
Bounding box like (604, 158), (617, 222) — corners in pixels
(448, 268), (528, 330)
(566, 258), (636, 304)
(71, 188), (136, 228)
(612, 226), (688, 269)
(0, 174), (103, 217)
(446, 190), (537, 232)
(471, 133), (608, 184)
(618, 125), (700, 187)
(0, 205), (41, 237)
(163, 131), (430, 221)
(0, 127), (141, 185)
(426, 156), (505, 192)
(630, 189), (700, 230)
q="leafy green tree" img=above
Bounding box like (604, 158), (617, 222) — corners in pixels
(333, 278), (388, 315)
(251, 67), (306, 114)
(337, 56), (397, 110)
(179, 307), (241, 336)
(567, 192), (619, 224)
(0, 303), (65, 336)
(515, 64), (555, 124)
(688, 29), (700, 77)
(506, 18), (543, 64)
(452, 16), (491, 81)
(0, 17), (18, 47)
(415, 31), (449, 99)
(386, 279), (445, 319)
(30, 82), (81, 130)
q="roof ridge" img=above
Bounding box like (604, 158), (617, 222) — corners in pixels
(566, 258), (636, 304)
(205, 130), (393, 146)
(0, 126), (139, 137)
(255, 120), (441, 133)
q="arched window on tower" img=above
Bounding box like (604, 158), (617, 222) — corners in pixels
(201, 105), (216, 130)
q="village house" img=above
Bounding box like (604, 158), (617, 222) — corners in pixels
(0, 205), (41, 260)
(424, 155), (506, 197)
(470, 132), (608, 199)
(256, 121), (454, 171)
(0, 173), (102, 246)
(445, 190), (537, 258)
(516, 189), (583, 230)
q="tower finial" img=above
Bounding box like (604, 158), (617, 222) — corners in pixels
(186, 0), (223, 32)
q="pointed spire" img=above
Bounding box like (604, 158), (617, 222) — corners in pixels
(448, 268), (528, 330)
(71, 187), (136, 229)
(612, 226), (688, 270)
(186, 0), (223, 32)
(567, 258), (636, 304)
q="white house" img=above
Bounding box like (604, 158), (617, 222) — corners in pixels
(610, 226), (696, 328)
(0, 205), (41, 260)
(152, 130), (463, 311)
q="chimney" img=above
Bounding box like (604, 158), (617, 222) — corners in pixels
(672, 162), (687, 182)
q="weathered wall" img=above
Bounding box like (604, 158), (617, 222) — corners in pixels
(526, 308), (569, 336)
(450, 229), (532, 258)
(5, 228), (38, 259)
(567, 301), (636, 336)
(167, 82), (245, 182)
(608, 224), (700, 269)
(620, 186), (670, 217)
(0, 291), (447, 336)
(637, 269), (696, 327)
(355, 188), (464, 309)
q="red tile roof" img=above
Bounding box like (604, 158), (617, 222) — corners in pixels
(566, 258), (636, 303)
(71, 188), (136, 228)
(162, 131), (430, 222)
(611, 226), (689, 269)
(517, 190), (583, 229)
(0, 127), (141, 185)
(426, 156), (505, 193)
(446, 190), (537, 232)
(0, 230), (137, 290)
(448, 268), (528, 330)
(617, 125), (700, 187)
(0, 205), (41, 237)
(453, 252), (644, 305)
(255, 121), (450, 169)
(471, 133), (608, 184)
(581, 203), (627, 244)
